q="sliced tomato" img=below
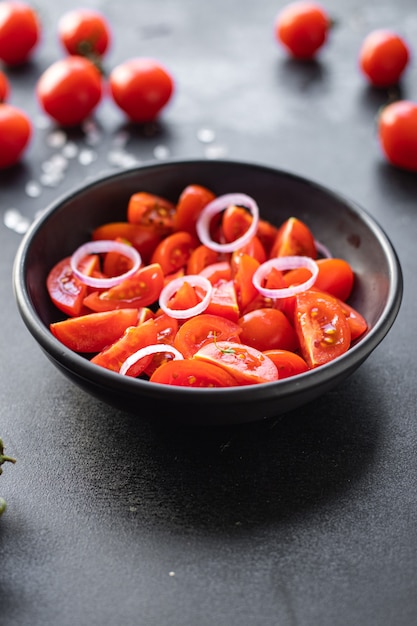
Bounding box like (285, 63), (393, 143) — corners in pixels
(83, 263), (164, 311)
(256, 218), (279, 256)
(127, 191), (176, 235)
(102, 236), (134, 278)
(151, 230), (198, 275)
(90, 317), (158, 376)
(150, 359), (239, 387)
(237, 235), (267, 264)
(166, 279), (201, 313)
(335, 297), (368, 341)
(194, 340), (278, 385)
(204, 279), (240, 322)
(238, 308), (299, 352)
(47, 254), (99, 317)
(199, 261), (232, 285)
(284, 258), (354, 302)
(92, 222), (162, 264)
(231, 251), (260, 313)
(270, 216), (317, 259)
(186, 244), (222, 275)
(50, 308), (139, 352)
(294, 290), (351, 368)
(264, 349), (309, 379)
(221, 204), (252, 243)
(173, 184), (216, 237)
(173, 313), (242, 358)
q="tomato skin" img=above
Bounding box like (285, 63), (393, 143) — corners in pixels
(47, 255), (99, 317)
(174, 184), (216, 237)
(50, 309), (139, 353)
(284, 258), (355, 302)
(274, 1), (330, 59)
(36, 56), (103, 126)
(239, 308), (299, 353)
(92, 222), (162, 264)
(174, 313), (242, 359)
(270, 216), (317, 259)
(335, 297), (368, 341)
(150, 359), (239, 388)
(359, 30), (409, 88)
(151, 231), (197, 275)
(0, 103), (31, 168)
(264, 349), (309, 379)
(187, 244), (221, 275)
(294, 290), (351, 368)
(0, 70), (10, 102)
(58, 9), (111, 58)
(378, 100), (417, 172)
(109, 57), (174, 123)
(231, 252), (260, 312)
(0, 1), (40, 66)
(127, 191), (176, 235)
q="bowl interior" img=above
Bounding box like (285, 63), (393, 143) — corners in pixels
(14, 159), (403, 424)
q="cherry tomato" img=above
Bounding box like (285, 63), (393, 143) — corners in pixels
(174, 313), (242, 359)
(335, 297), (368, 341)
(359, 30), (410, 88)
(0, 1), (40, 66)
(186, 244), (221, 275)
(377, 100), (417, 172)
(274, 1), (330, 60)
(270, 216), (317, 259)
(91, 318), (158, 376)
(194, 341), (278, 385)
(0, 103), (31, 168)
(92, 222), (162, 264)
(204, 279), (240, 322)
(239, 308), (299, 353)
(264, 349), (309, 378)
(36, 56), (103, 126)
(174, 184), (216, 237)
(150, 359), (239, 387)
(109, 57), (174, 123)
(294, 290), (351, 368)
(127, 191), (176, 235)
(151, 231), (197, 275)
(222, 204), (252, 243)
(284, 258), (354, 302)
(58, 9), (111, 58)
(0, 70), (10, 102)
(231, 252), (260, 312)
(50, 309), (139, 353)
(102, 237), (134, 278)
(47, 255), (99, 317)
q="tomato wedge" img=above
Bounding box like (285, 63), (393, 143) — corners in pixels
(270, 216), (317, 259)
(264, 349), (309, 379)
(284, 258), (355, 302)
(47, 254), (99, 317)
(151, 230), (198, 275)
(127, 191), (176, 235)
(173, 184), (216, 237)
(174, 313), (242, 358)
(294, 290), (351, 368)
(92, 222), (162, 264)
(50, 309), (139, 353)
(194, 341), (278, 385)
(150, 359), (239, 387)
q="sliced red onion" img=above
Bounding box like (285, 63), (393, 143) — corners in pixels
(70, 240), (141, 289)
(252, 256), (319, 299)
(119, 344), (184, 376)
(314, 239), (332, 259)
(196, 193), (259, 253)
(159, 275), (213, 319)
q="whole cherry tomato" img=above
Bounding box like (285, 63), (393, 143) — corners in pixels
(274, 1), (330, 59)
(109, 57), (174, 123)
(377, 100), (417, 172)
(0, 103), (32, 168)
(0, 1), (40, 65)
(0, 69), (9, 101)
(238, 308), (298, 353)
(359, 30), (410, 88)
(36, 56), (103, 126)
(58, 8), (111, 59)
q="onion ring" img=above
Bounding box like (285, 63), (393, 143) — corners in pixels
(70, 240), (141, 289)
(119, 344), (184, 376)
(159, 275), (213, 319)
(196, 193), (259, 253)
(252, 256), (319, 299)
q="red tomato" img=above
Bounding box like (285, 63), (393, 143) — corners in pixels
(0, 70), (10, 102)
(294, 290), (351, 368)
(239, 308), (298, 352)
(194, 341), (278, 385)
(174, 313), (242, 359)
(222, 205), (252, 243)
(58, 9), (111, 58)
(83, 263), (164, 311)
(0, 103), (31, 168)
(91, 318), (158, 376)
(270, 216), (317, 259)
(36, 56), (103, 126)
(274, 1), (330, 59)
(0, 1), (40, 66)
(109, 57), (174, 123)
(151, 231), (197, 275)
(92, 222), (162, 264)
(174, 184), (216, 237)
(47, 255), (99, 317)
(150, 359), (239, 388)
(231, 252), (260, 312)
(377, 100), (417, 172)
(359, 30), (410, 88)
(335, 297), (368, 341)
(256, 219), (278, 256)
(186, 244), (221, 275)
(102, 237), (134, 278)
(127, 191), (176, 235)
(264, 349), (309, 379)
(284, 258), (355, 302)
(204, 279), (240, 322)
(50, 309), (139, 353)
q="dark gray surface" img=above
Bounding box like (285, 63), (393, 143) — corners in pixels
(1, 1), (416, 625)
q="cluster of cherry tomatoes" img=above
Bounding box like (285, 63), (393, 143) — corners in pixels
(0, 2), (174, 166)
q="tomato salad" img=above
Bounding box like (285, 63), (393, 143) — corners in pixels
(46, 184), (368, 388)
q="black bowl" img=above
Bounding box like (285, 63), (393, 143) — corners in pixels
(13, 159), (403, 425)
